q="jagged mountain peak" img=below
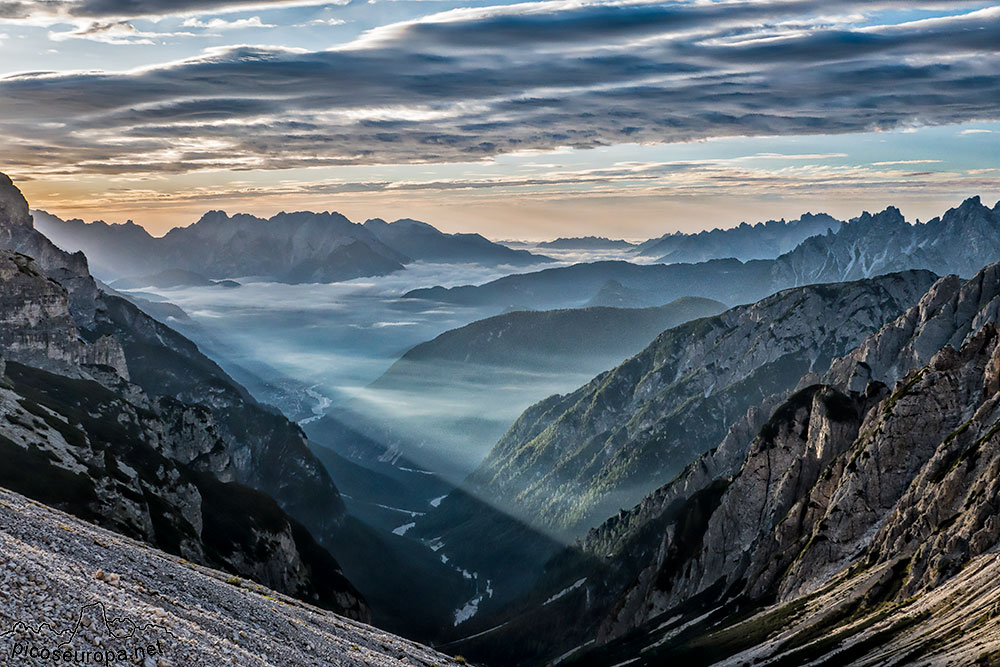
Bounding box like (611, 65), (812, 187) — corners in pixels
(492, 263), (1000, 667)
(851, 204), (906, 226)
(827, 261), (1000, 392)
(0, 173), (32, 228)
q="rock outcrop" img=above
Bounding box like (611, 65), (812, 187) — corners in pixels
(0, 174), (369, 620)
(0, 251), (128, 378)
(462, 270), (937, 537)
(475, 262), (1000, 667)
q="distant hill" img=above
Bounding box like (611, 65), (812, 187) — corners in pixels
(585, 279), (649, 307)
(405, 257), (774, 310)
(33, 209), (550, 284)
(376, 297), (726, 386)
(537, 236), (637, 250)
(636, 212), (843, 262)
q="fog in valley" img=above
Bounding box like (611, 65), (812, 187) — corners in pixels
(115, 255), (634, 480)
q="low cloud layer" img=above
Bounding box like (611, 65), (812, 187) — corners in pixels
(1, 1), (998, 176)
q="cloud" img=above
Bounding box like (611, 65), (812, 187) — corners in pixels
(871, 159), (942, 166)
(1, 1), (999, 175)
(0, 0), (336, 21)
(182, 16), (276, 30)
(960, 128), (994, 134)
(306, 17), (346, 26)
(27, 157), (1000, 216)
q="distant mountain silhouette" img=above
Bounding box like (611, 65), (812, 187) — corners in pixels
(635, 211), (843, 263)
(405, 198), (1000, 311)
(33, 210), (549, 284)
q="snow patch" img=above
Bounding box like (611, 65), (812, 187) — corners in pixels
(453, 579), (494, 627)
(392, 522), (416, 536)
(374, 503), (425, 518)
(544, 578), (587, 606)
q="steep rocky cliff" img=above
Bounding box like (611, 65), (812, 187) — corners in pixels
(0, 176), (369, 620)
(0, 174), (349, 549)
(466, 262), (1000, 667)
(461, 270), (937, 537)
(0, 252), (127, 377)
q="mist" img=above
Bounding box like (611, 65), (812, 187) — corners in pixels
(116, 255), (624, 480)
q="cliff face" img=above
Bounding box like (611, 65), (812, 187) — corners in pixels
(463, 270), (937, 537)
(513, 262), (1000, 667)
(0, 252), (128, 377)
(0, 175), (368, 620)
(449, 262), (1000, 667)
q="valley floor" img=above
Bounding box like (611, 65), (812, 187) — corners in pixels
(0, 487), (462, 667)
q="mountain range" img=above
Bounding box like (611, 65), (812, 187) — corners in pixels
(32, 208), (549, 284)
(405, 197), (1000, 310)
(451, 262), (1000, 667)
(536, 236), (638, 250)
(635, 211), (843, 263)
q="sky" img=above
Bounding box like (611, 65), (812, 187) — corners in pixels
(1, 0), (998, 239)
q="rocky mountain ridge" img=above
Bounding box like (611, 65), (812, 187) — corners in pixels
(405, 197), (1000, 310)
(457, 262), (1000, 667)
(459, 270), (937, 538)
(636, 211), (843, 263)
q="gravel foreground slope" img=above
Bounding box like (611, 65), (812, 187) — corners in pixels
(0, 487), (464, 666)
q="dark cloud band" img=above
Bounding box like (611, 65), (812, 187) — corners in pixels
(1, 1), (998, 175)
